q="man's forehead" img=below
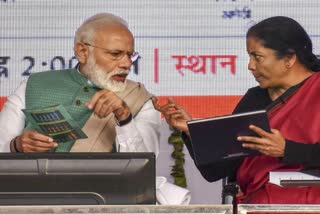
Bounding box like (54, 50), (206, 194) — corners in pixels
(95, 30), (134, 50)
(96, 24), (132, 37)
(96, 26), (133, 41)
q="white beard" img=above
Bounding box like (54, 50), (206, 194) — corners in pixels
(81, 55), (129, 92)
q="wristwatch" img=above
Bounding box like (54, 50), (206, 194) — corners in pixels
(10, 136), (20, 153)
(115, 113), (132, 126)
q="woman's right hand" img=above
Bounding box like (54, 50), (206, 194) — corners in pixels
(152, 96), (192, 135)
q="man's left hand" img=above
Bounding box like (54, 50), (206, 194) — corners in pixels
(86, 89), (131, 120)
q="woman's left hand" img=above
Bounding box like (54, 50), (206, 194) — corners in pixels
(237, 125), (286, 157)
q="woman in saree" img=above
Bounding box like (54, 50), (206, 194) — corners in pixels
(153, 16), (320, 203)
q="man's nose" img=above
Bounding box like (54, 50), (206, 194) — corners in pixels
(118, 54), (132, 69)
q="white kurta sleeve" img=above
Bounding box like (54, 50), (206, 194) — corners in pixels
(0, 81), (27, 152)
(115, 99), (161, 157)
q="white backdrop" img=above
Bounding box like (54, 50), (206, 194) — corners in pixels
(1, 0), (320, 204)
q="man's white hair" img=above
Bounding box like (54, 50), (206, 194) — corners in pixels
(74, 13), (128, 46)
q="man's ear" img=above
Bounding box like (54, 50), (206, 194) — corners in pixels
(74, 42), (89, 64)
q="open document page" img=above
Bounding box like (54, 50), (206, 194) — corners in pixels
(23, 105), (87, 143)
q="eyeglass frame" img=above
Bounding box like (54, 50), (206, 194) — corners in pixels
(83, 42), (140, 62)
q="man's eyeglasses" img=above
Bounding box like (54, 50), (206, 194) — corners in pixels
(83, 43), (139, 62)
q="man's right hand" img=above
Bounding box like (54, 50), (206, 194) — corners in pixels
(13, 130), (58, 152)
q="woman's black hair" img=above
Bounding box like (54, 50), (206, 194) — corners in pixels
(247, 16), (320, 72)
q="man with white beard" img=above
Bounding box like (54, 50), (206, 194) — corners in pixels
(0, 13), (161, 154)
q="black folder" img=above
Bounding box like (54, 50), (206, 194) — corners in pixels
(187, 110), (270, 165)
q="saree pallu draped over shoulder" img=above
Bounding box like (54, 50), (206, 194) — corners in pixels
(237, 72), (320, 204)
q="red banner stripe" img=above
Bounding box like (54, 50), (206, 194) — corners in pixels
(158, 95), (242, 118)
(0, 97), (7, 111)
